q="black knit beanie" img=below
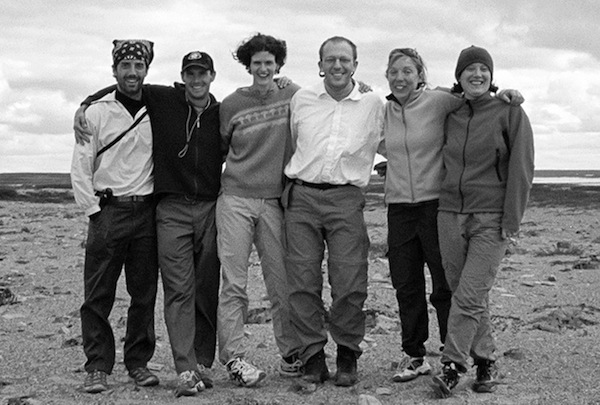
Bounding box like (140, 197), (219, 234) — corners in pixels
(454, 45), (493, 81)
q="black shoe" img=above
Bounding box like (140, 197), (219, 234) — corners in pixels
(473, 359), (499, 393)
(197, 363), (214, 388)
(431, 362), (460, 398)
(302, 349), (329, 384)
(84, 370), (108, 393)
(333, 345), (358, 387)
(129, 367), (159, 387)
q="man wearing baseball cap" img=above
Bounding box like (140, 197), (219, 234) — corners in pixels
(74, 50), (223, 397)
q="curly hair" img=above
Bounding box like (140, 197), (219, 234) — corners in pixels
(234, 33), (287, 74)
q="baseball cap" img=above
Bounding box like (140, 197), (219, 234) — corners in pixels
(181, 51), (215, 72)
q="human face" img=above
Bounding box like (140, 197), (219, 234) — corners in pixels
(112, 59), (148, 100)
(459, 62), (491, 100)
(386, 55), (422, 104)
(181, 66), (216, 105)
(318, 41), (357, 95)
(250, 51), (278, 88)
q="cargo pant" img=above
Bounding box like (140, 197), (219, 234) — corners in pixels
(437, 211), (507, 372)
(284, 184), (369, 363)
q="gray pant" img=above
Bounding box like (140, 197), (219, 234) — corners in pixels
(216, 194), (299, 364)
(157, 196), (220, 374)
(437, 211), (507, 371)
(284, 184), (369, 363)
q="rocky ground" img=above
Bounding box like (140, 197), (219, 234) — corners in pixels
(1, 182), (600, 405)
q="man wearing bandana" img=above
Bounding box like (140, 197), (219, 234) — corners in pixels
(74, 49), (224, 397)
(71, 39), (160, 394)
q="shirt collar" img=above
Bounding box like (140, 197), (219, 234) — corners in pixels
(315, 79), (361, 101)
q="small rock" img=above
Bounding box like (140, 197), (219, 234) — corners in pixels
(358, 394), (383, 405)
(375, 387), (392, 395)
(289, 380), (317, 394)
(521, 281), (535, 287)
(503, 348), (525, 360)
(0, 287), (17, 306)
(246, 307), (272, 324)
(62, 337), (81, 347)
(547, 275), (557, 282)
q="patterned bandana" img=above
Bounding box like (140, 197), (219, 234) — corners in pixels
(112, 39), (154, 67)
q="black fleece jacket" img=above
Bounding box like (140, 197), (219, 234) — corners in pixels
(84, 83), (223, 200)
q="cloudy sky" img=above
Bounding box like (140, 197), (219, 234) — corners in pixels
(1, 0), (599, 173)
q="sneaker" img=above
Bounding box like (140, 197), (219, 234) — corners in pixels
(333, 345), (358, 387)
(431, 362), (460, 398)
(473, 359), (499, 393)
(393, 357), (432, 382)
(174, 370), (205, 397)
(84, 370), (108, 393)
(128, 367), (159, 387)
(279, 355), (303, 378)
(197, 363), (214, 388)
(226, 357), (266, 387)
(302, 349), (329, 384)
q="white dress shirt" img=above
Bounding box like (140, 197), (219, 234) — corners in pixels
(285, 81), (384, 188)
(71, 92), (154, 217)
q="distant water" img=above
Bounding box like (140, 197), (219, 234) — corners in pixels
(533, 177), (600, 185)
(534, 171), (600, 186)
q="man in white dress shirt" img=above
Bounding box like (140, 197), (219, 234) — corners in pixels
(283, 36), (384, 387)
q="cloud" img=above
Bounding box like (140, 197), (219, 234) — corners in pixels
(1, 0), (599, 172)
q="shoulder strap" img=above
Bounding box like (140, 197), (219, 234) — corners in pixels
(97, 110), (149, 157)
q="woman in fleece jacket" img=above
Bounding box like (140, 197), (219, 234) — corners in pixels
(431, 46), (534, 398)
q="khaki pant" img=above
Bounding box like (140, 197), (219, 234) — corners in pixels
(284, 184), (369, 363)
(157, 196), (220, 374)
(216, 194), (299, 364)
(437, 211), (507, 371)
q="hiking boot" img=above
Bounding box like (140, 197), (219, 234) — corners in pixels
(84, 370), (108, 393)
(174, 370), (204, 397)
(278, 354), (303, 378)
(393, 357), (432, 382)
(302, 349), (329, 384)
(431, 362), (460, 398)
(197, 363), (214, 388)
(128, 367), (159, 387)
(226, 357), (266, 387)
(473, 359), (499, 393)
(333, 345), (358, 387)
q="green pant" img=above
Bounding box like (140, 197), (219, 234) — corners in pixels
(284, 183), (369, 363)
(437, 211), (507, 372)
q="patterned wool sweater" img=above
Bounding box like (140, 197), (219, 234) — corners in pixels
(219, 83), (300, 198)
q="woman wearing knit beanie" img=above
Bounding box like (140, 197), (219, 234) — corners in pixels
(376, 47), (525, 387)
(431, 46), (535, 398)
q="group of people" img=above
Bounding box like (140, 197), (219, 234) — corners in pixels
(70, 33), (534, 399)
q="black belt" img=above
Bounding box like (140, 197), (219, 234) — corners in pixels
(110, 195), (153, 203)
(293, 179), (347, 190)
